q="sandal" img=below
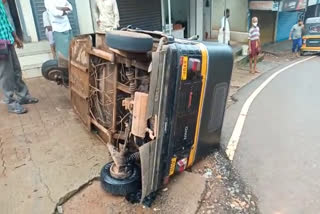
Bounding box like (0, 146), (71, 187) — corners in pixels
(8, 102), (28, 114)
(18, 96), (39, 105)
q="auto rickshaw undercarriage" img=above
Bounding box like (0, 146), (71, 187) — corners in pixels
(41, 29), (233, 203)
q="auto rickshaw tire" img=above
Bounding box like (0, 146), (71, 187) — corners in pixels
(41, 59), (58, 80)
(106, 31), (153, 53)
(300, 51), (305, 56)
(100, 162), (141, 196)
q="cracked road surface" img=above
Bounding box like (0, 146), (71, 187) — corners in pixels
(225, 56), (320, 214)
(0, 79), (111, 214)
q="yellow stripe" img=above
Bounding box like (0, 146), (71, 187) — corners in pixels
(181, 56), (188, 80)
(188, 43), (208, 167)
(169, 157), (177, 176)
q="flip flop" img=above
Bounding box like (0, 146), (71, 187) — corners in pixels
(18, 97), (39, 105)
(8, 102), (28, 114)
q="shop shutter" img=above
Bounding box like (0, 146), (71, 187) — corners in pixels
(276, 11), (301, 42)
(117, 0), (162, 31)
(30, 0), (80, 41)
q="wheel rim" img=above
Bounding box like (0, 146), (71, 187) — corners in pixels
(109, 163), (133, 180)
(47, 69), (62, 81)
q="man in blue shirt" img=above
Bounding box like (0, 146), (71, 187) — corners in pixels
(0, 0), (38, 114)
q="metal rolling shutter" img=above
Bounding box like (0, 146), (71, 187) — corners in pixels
(276, 11), (301, 42)
(30, 0), (80, 41)
(117, 0), (162, 31)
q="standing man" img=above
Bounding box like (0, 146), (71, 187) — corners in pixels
(248, 17), (261, 74)
(94, 0), (120, 33)
(218, 9), (230, 45)
(45, 0), (73, 59)
(43, 10), (56, 59)
(0, 0), (38, 114)
(289, 19), (304, 57)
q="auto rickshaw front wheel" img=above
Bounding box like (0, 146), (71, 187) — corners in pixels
(100, 162), (141, 196)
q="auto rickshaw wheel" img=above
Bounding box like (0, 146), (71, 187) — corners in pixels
(300, 51), (305, 56)
(42, 60), (68, 85)
(106, 31), (153, 53)
(100, 162), (141, 196)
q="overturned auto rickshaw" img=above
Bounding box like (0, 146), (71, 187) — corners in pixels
(41, 29), (233, 202)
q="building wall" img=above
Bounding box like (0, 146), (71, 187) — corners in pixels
(212, 0), (248, 32)
(75, 0), (94, 34)
(19, 0), (38, 42)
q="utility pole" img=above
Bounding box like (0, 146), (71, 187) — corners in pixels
(168, 0), (172, 35)
(223, 0), (227, 44)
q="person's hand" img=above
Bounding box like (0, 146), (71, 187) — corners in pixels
(47, 26), (53, 32)
(257, 46), (261, 53)
(248, 48), (251, 54)
(113, 23), (119, 30)
(57, 6), (70, 12)
(97, 20), (101, 26)
(14, 37), (23, 49)
(289, 37), (292, 41)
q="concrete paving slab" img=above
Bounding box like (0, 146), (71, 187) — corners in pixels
(0, 78), (111, 214)
(63, 172), (206, 214)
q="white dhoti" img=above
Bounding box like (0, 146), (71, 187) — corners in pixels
(218, 29), (230, 44)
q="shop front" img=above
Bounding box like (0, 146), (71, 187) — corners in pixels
(162, 0), (211, 40)
(249, 1), (279, 44)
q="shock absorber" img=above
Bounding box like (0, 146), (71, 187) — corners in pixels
(126, 69), (136, 95)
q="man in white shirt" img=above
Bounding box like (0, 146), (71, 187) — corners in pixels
(218, 9), (230, 45)
(45, 0), (73, 59)
(43, 11), (56, 59)
(94, 0), (120, 33)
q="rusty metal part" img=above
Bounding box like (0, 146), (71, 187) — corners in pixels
(108, 123), (133, 179)
(146, 128), (155, 140)
(126, 69), (136, 95)
(110, 162), (132, 179)
(127, 152), (140, 162)
(132, 92), (148, 138)
(156, 37), (168, 52)
(122, 98), (133, 111)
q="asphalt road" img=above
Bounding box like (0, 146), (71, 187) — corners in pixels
(226, 56), (320, 214)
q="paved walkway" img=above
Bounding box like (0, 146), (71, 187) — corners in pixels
(0, 78), (110, 214)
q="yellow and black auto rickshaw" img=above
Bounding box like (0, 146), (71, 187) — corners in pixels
(301, 17), (320, 55)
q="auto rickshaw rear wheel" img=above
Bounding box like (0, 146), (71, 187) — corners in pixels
(100, 162), (141, 196)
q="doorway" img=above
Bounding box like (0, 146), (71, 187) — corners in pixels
(251, 10), (277, 44)
(30, 0), (80, 41)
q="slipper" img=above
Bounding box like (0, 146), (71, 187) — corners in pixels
(255, 70), (261, 73)
(18, 97), (39, 105)
(8, 102), (28, 114)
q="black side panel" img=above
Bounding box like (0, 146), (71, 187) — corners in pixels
(196, 43), (233, 159)
(158, 44), (203, 183)
(118, 0), (162, 31)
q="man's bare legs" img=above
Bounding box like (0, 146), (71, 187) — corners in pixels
(249, 57), (254, 74)
(50, 45), (56, 59)
(254, 55), (260, 73)
(249, 56), (259, 74)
